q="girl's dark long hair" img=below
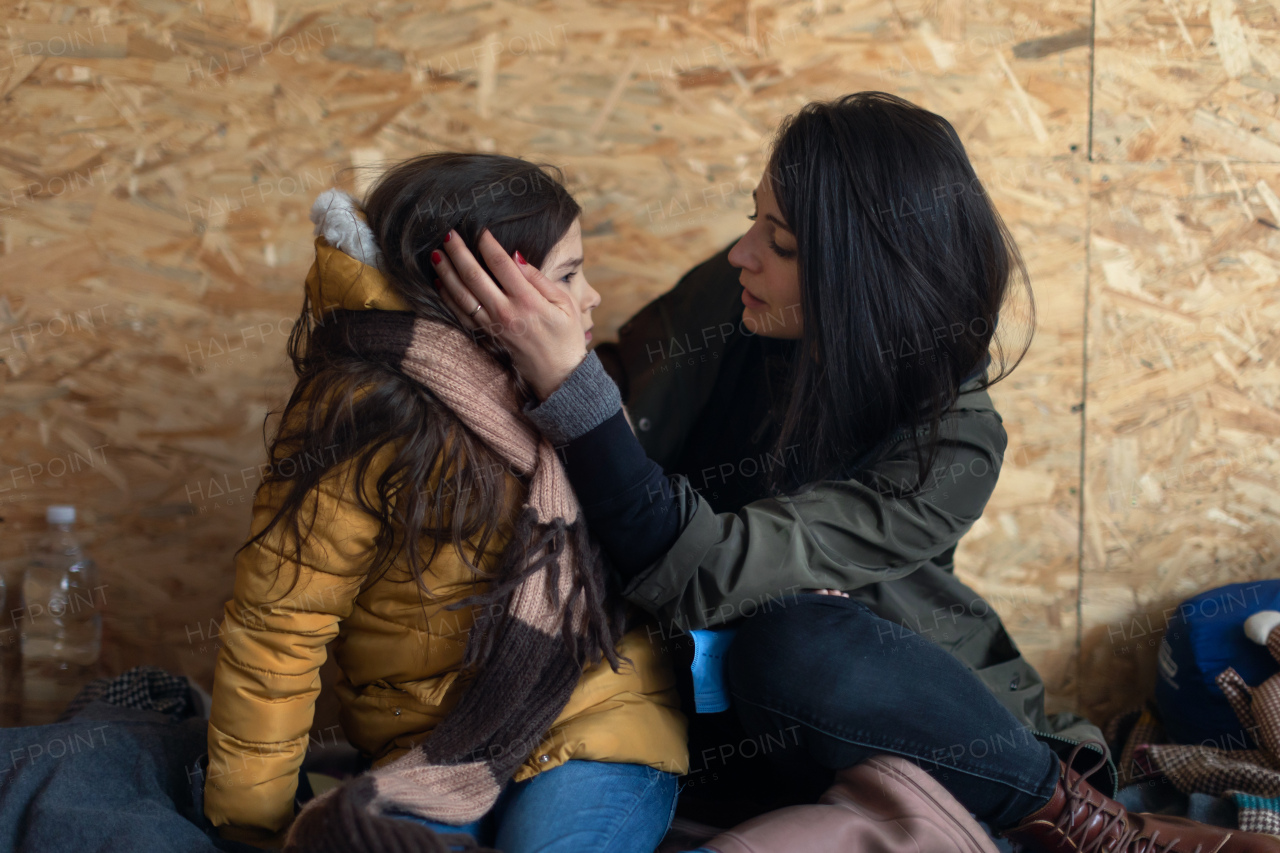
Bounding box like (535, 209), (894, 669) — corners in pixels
(763, 91), (1034, 497)
(241, 153), (583, 613)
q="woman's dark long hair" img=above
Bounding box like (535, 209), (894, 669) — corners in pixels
(762, 91), (1034, 497)
(242, 153), (582, 607)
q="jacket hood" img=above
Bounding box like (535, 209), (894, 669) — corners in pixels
(304, 188), (410, 321)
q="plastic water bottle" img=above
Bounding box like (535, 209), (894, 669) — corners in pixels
(21, 506), (102, 699)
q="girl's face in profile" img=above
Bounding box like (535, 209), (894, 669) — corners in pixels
(727, 176), (803, 339)
(539, 218), (601, 344)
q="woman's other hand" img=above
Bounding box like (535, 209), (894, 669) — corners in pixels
(432, 228), (587, 400)
(806, 589), (849, 597)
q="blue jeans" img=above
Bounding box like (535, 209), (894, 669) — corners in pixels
(699, 593), (1062, 830)
(389, 759), (679, 853)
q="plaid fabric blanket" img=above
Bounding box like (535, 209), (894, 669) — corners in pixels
(1141, 743), (1280, 835)
(56, 664), (200, 723)
(1106, 621), (1280, 837)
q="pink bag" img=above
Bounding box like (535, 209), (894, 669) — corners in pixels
(699, 754), (999, 853)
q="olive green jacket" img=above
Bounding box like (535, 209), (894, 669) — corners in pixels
(595, 243), (1115, 791)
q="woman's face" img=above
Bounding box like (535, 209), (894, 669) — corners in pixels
(540, 218), (601, 344)
(727, 177), (803, 339)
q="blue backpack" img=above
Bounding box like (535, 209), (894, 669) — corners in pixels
(1155, 579), (1280, 746)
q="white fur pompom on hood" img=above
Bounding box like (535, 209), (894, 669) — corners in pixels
(301, 188), (410, 320)
(309, 188), (384, 270)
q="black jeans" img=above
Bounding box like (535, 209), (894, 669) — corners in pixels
(680, 592), (1062, 831)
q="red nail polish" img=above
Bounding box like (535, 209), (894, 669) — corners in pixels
(515, 250), (527, 265)
(444, 232), (451, 243)
(431, 250), (442, 264)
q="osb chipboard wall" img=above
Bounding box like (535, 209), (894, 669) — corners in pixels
(1079, 160), (1280, 726)
(1073, 0), (1280, 725)
(0, 0), (1275, 731)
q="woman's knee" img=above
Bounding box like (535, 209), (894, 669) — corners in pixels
(725, 593), (881, 701)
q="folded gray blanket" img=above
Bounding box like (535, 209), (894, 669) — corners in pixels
(0, 698), (253, 852)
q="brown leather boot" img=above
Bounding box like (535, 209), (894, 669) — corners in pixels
(1002, 740), (1280, 853)
(701, 754), (999, 853)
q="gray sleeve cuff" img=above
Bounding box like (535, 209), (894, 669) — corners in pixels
(523, 350), (623, 444)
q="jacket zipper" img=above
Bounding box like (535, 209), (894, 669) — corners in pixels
(1032, 730), (1119, 797)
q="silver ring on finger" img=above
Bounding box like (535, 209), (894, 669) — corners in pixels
(468, 303), (483, 318)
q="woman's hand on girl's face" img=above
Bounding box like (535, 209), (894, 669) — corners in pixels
(432, 228), (588, 401)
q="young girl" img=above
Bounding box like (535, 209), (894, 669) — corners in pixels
(432, 93), (1279, 853)
(202, 153), (687, 853)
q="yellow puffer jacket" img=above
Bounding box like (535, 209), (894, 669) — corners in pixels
(203, 234), (689, 839)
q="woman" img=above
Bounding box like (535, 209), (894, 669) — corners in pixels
(202, 153), (687, 853)
(431, 93), (1278, 853)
